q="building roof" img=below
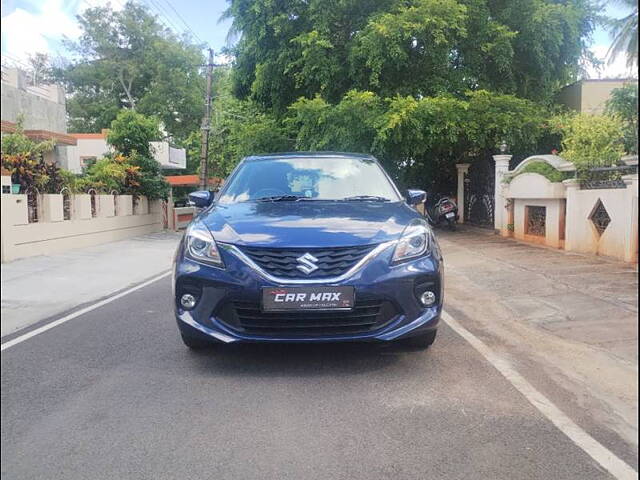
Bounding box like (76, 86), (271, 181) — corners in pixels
(0, 121), (77, 145)
(68, 129), (109, 139)
(165, 175), (223, 187)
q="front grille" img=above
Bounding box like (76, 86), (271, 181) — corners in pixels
(216, 299), (398, 337)
(239, 244), (377, 279)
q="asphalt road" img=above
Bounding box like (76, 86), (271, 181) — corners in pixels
(1, 277), (617, 480)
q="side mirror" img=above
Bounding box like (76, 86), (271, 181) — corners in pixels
(406, 189), (426, 206)
(188, 190), (214, 208)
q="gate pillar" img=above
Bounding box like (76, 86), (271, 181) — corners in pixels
(493, 155), (512, 233)
(455, 163), (470, 223)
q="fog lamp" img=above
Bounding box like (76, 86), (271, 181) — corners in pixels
(420, 291), (436, 307)
(180, 293), (197, 310)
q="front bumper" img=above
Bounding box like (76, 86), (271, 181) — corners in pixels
(174, 241), (443, 344)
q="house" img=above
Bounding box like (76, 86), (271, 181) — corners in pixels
(1, 66), (186, 174)
(1, 66), (77, 166)
(556, 78), (638, 114)
(68, 129), (187, 173)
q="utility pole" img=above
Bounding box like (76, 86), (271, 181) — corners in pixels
(199, 48), (214, 191)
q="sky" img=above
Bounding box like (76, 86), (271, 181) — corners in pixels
(0, 0), (637, 79)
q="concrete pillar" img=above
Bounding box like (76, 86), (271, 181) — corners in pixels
(41, 194), (64, 222)
(455, 163), (470, 223)
(622, 174), (638, 263)
(562, 179), (580, 251)
(73, 195), (92, 220)
(493, 155), (512, 233)
(97, 195), (115, 217)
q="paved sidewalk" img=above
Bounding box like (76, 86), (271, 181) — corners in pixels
(1, 232), (181, 338)
(438, 226), (638, 454)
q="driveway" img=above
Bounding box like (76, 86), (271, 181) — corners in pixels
(438, 227), (638, 465)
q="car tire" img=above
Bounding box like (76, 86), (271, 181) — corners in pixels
(402, 330), (437, 350)
(180, 332), (213, 350)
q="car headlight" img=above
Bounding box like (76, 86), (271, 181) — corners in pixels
(392, 220), (430, 263)
(185, 222), (224, 268)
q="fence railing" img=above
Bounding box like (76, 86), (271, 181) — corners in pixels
(580, 165), (638, 190)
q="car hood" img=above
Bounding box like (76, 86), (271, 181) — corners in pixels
(200, 201), (419, 248)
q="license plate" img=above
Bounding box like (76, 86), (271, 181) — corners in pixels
(445, 212), (455, 219)
(262, 286), (355, 311)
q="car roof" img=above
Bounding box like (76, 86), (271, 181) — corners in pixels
(243, 151), (376, 162)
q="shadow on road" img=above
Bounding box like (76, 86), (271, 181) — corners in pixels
(182, 341), (425, 378)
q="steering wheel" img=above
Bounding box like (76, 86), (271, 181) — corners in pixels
(253, 188), (288, 198)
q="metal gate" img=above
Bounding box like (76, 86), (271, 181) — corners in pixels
(464, 156), (494, 228)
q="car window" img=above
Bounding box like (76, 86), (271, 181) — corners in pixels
(217, 157), (400, 204)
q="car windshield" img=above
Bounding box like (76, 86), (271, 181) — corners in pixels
(217, 156), (401, 204)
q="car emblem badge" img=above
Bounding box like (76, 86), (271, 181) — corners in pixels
(296, 252), (319, 275)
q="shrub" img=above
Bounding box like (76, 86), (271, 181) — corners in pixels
(127, 151), (169, 200)
(605, 83), (638, 155)
(106, 110), (160, 157)
(82, 154), (141, 194)
(552, 113), (625, 175)
(511, 161), (569, 183)
(1, 153), (72, 194)
(0, 117), (55, 157)
(104, 110), (169, 199)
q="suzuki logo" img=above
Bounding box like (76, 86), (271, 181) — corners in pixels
(296, 252), (319, 275)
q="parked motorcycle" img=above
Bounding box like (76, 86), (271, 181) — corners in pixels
(424, 193), (459, 231)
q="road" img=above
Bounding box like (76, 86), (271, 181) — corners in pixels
(1, 273), (626, 480)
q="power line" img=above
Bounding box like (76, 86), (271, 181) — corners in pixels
(144, 0), (187, 40)
(160, 0), (207, 46)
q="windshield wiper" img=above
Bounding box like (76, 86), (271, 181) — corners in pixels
(255, 195), (313, 202)
(343, 195), (391, 202)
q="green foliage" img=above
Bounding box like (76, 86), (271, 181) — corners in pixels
(55, 2), (204, 140)
(225, 0), (598, 110)
(605, 83), (638, 154)
(182, 68), (292, 179)
(349, 0), (468, 97)
(1, 153), (70, 194)
(126, 151), (170, 200)
(288, 91), (385, 154)
(511, 162), (569, 183)
(107, 110), (160, 157)
(286, 89), (548, 188)
(0, 118), (55, 156)
(82, 155), (138, 193)
(57, 169), (81, 193)
(605, 0), (638, 69)
(99, 110), (168, 199)
(552, 113), (625, 173)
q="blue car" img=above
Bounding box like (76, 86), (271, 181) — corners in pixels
(173, 152), (443, 349)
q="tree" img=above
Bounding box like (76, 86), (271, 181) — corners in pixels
(107, 109), (160, 157)
(606, 0), (638, 69)
(606, 83), (638, 154)
(287, 89), (548, 190)
(55, 1), (204, 140)
(225, 0), (598, 111)
(106, 109), (169, 199)
(182, 67), (291, 178)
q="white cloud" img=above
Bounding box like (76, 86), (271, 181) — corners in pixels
(586, 45), (638, 79)
(1, 0), (122, 65)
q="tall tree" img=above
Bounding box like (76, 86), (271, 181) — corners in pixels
(56, 1), (205, 140)
(225, 0), (598, 111)
(606, 0), (638, 68)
